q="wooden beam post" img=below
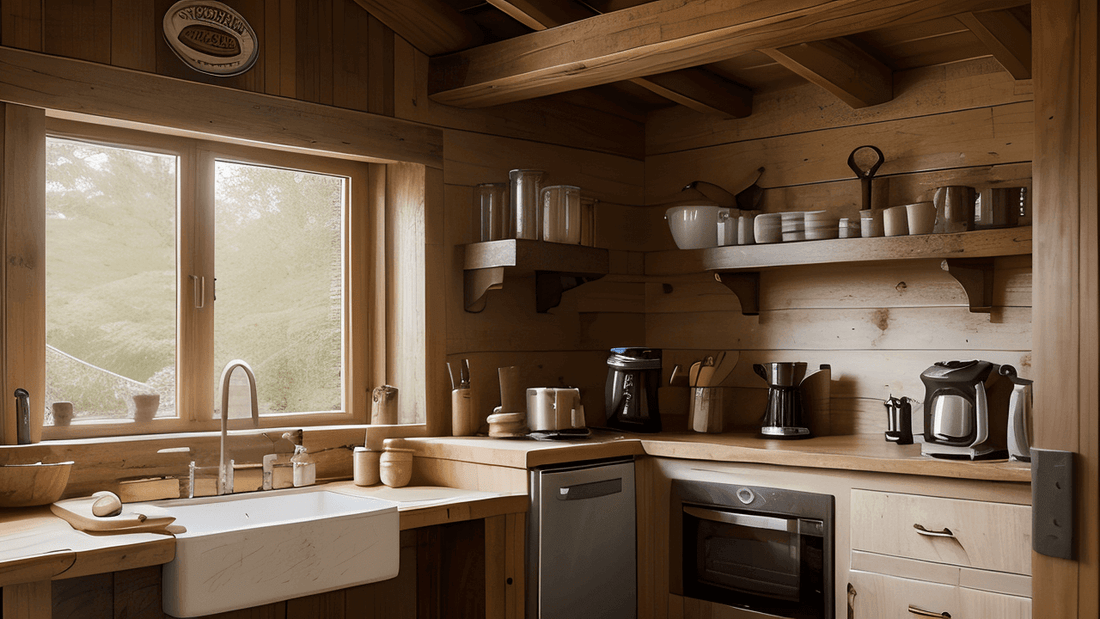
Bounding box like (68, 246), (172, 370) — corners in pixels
(1032, 0), (1098, 617)
(1, 103), (45, 445)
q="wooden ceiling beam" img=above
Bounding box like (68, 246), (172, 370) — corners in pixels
(487, 0), (752, 117)
(485, 0), (595, 31)
(352, 0), (482, 57)
(956, 10), (1031, 79)
(629, 69), (752, 117)
(428, 0), (1028, 108)
(763, 38), (893, 109)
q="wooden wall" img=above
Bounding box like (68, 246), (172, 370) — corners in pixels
(644, 56), (1034, 434)
(392, 36), (650, 432)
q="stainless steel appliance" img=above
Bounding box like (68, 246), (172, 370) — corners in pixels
(605, 347), (662, 433)
(753, 362), (811, 438)
(1001, 365), (1033, 462)
(529, 458), (636, 619)
(919, 359), (1013, 459)
(670, 479), (834, 619)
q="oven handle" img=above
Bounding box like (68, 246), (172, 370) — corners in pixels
(683, 505), (803, 534)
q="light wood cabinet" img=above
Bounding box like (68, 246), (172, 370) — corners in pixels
(851, 489), (1032, 575)
(849, 569), (1031, 619)
(849, 489), (1032, 618)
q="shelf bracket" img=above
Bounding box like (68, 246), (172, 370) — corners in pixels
(535, 272), (604, 313)
(942, 258), (995, 314)
(464, 267), (505, 313)
(714, 272), (761, 316)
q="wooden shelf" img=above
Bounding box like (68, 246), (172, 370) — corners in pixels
(462, 240), (610, 313)
(645, 227), (1032, 317)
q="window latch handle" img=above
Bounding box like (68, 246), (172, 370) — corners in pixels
(191, 275), (205, 309)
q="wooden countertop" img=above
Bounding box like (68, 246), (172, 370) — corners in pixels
(0, 484), (527, 591)
(410, 431), (1032, 484)
(0, 507), (174, 589)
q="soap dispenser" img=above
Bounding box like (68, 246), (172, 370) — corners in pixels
(291, 445), (316, 487)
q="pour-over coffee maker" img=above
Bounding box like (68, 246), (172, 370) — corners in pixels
(753, 362), (811, 438)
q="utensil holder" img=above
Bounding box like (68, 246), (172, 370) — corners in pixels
(688, 387), (725, 433)
(451, 387), (475, 436)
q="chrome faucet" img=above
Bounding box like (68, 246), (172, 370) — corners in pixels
(218, 359), (259, 495)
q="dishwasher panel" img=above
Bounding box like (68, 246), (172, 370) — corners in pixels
(529, 459), (637, 619)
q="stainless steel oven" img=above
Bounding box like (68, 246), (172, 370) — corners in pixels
(670, 479), (834, 619)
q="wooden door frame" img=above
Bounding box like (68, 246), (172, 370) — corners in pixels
(1032, 1), (1099, 618)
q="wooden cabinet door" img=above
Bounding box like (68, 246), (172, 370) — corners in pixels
(851, 489), (1031, 575)
(849, 570), (1031, 619)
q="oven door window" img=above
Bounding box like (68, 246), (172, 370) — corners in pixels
(683, 505), (825, 619)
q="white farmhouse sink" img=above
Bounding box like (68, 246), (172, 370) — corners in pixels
(150, 487), (399, 617)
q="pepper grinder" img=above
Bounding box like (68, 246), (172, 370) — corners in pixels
(884, 396), (913, 445)
(449, 359), (474, 436)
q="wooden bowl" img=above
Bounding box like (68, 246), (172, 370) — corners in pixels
(0, 461), (73, 507)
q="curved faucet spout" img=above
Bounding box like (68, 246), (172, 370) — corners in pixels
(218, 359), (260, 495)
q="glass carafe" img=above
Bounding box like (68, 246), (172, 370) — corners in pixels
(509, 169), (545, 240)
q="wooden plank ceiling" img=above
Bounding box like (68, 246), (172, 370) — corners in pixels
(355, 0), (1031, 119)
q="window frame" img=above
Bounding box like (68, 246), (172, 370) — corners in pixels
(41, 118), (374, 439)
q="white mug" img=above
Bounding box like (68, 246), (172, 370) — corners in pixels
(526, 387), (585, 431)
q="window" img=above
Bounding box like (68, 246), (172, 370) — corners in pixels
(42, 120), (372, 437)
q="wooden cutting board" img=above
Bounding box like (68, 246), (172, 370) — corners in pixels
(51, 497), (176, 534)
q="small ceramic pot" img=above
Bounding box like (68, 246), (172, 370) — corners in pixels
(905, 201), (937, 235)
(883, 205), (909, 237)
(859, 209), (884, 237)
(380, 449), (413, 488)
(838, 217), (861, 239)
(353, 447), (381, 486)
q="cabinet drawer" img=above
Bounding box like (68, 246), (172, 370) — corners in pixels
(849, 570), (1031, 619)
(851, 490), (1031, 575)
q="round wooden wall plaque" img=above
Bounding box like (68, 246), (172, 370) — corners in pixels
(163, 0), (258, 77)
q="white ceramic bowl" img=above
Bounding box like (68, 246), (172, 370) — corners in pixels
(665, 205), (728, 250)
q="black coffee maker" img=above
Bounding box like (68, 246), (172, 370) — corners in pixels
(605, 347), (662, 433)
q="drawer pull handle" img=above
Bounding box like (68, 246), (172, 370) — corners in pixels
(913, 523), (955, 538)
(908, 604), (951, 618)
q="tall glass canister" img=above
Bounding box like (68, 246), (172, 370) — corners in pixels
(476, 183), (508, 242)
(509, 169), (545, 240)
